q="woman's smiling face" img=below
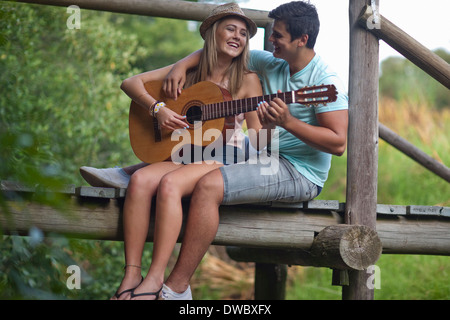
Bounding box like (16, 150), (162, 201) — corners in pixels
(215, 17), (248, 59)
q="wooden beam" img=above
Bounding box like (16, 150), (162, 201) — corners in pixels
(358, 5), (450, 89)
(12, 0), (272, 28)
(379, 123), (450, 182)
(345, 0), (380, 300)
(310, 225), (382, 270)
(1, 185), (449, 257)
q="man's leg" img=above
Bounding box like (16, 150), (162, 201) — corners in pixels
(164, 168), (224, 294)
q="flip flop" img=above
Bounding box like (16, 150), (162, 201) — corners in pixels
(114, 276), (144, 299)
(130, 286), (163, 300)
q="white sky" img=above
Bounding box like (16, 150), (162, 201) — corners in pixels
(243, 0), (450, 86)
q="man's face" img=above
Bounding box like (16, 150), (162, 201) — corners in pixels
(268, 20), (297, 61)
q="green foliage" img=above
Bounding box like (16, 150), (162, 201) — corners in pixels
(1, 3), (141, 184)
(116, 15), (203, 71)
(0, 2), (203, 300)
(0, 236), (80, 299)
(379, 49), (450, 110)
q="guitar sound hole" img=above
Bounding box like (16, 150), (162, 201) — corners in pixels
(185, 105), (202, 125)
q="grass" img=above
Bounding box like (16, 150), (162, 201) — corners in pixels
(318, 97), (449, 206)
(284, 255), (450, 300)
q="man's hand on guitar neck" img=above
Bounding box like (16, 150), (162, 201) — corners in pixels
(163, 50), (202, 100)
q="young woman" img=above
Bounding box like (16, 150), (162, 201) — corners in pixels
(111, 3), (262, 300)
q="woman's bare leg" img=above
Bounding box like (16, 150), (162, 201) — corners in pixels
(111, 161), (179, 300)
(131, 162), (223, 300)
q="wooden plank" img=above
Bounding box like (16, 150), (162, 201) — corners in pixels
(408, 205), (450, 218)
(13, 0), (272, 28)
(358, 5), (450, 89)
(76, 186), (125, 198)
(376, 204), (407, 216)
(1, 180), (76, 195)
(1, 191), (450, 256)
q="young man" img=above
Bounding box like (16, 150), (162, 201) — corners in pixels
(159, 1), (349, 297)
(80, 1), (348, 298)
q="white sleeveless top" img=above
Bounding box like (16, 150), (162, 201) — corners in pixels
(226, 113), (246, 149)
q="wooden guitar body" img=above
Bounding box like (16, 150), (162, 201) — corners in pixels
(129, 80), (229, 164)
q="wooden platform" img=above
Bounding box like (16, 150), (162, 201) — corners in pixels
(1, 181), (449, 261)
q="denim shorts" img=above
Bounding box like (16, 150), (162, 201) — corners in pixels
(219, 154), (320, 205)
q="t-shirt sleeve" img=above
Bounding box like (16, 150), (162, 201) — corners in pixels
(248, 50), (273, 74)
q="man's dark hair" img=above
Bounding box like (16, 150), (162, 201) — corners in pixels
(268, 1), (320, 49)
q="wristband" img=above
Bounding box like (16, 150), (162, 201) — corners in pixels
(153, 101), (166, 115)
(149, 101), (166, 117)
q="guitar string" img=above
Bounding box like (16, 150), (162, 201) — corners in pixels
(184, 86), (335, 123)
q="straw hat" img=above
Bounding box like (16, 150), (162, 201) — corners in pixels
(199, 3), (258, 39)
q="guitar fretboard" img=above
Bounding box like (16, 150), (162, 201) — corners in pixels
(201, 91), (295, 121)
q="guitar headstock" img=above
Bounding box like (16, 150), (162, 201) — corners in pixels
(295, 84), (338, 107)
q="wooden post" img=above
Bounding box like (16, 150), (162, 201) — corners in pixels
(345, 0), (380, 300)
(254, 263), (287, 300)
(264, 23), (274, 52)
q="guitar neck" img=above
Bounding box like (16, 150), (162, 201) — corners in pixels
(201, 91), (295, 121)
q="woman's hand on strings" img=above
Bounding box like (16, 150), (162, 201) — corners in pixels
(156, 107), (189, 131)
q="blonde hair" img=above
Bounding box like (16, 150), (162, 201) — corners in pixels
(185, 18), (250, 99)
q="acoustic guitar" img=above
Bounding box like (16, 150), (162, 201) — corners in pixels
(129, 80), (337, 164)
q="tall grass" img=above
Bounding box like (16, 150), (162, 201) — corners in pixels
(318, 97), (450, 206)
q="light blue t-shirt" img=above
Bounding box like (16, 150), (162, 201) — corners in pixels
(248, 50), (348, 187)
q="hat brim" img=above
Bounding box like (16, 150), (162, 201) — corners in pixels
(199, 13), (258, 39)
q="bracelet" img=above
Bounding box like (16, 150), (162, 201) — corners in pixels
(154, 101), (166, 114)
(150, 101), (166, 117)
(148, 100), (158, 116)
